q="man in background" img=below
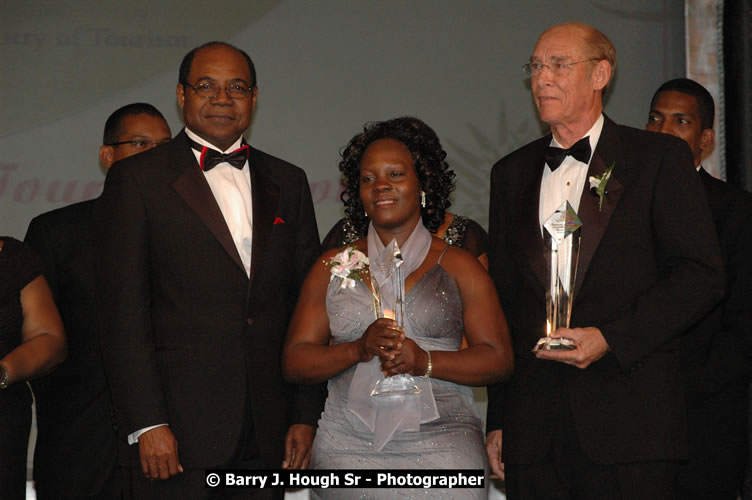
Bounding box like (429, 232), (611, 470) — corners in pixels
(647, 77), (752, 499)
(25, 103), (171, 500)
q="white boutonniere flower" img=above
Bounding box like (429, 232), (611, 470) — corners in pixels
(589, 162), (615, 212)
(326, 247), (369, 289)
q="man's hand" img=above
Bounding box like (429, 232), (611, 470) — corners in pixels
(535, 326), (610, 368)
(282, 424), (315, 469)
(138, 425), (183, 480)
(485, 429), (505, 479)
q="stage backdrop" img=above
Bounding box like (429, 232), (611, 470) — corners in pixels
(0, 0), (685, 239)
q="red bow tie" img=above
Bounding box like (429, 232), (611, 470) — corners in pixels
(189, 138), (250, 171)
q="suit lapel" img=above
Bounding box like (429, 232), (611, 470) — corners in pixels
(170, 131), (246, 274)
(248, 149), (280, 286)
(573, 116), (625, 297)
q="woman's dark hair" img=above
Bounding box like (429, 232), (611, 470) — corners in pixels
(339, 116), (455, 235)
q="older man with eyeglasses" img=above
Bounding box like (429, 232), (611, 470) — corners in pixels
(95, 42), (324, 500)
(485, 23), (724, 499)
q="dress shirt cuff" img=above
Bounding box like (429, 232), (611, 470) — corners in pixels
(127, 423), (169, 445)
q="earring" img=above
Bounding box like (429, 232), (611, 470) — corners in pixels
(421, 191), (426, 208)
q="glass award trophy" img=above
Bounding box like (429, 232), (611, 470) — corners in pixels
(534, 201), (582, 351)
(370, 242), (421, 397)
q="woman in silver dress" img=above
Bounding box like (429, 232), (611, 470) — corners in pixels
(283, 117), (513, 499)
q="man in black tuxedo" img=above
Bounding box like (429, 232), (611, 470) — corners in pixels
(95, 41), (324, 499)
(25, 103), (171, 500)
(647, 78), (752, 499)
(485, 23), (724, 499)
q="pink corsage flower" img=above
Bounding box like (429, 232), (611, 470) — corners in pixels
(327, 247), (369, 289)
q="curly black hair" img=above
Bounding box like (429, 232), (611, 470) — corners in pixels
(339, 116), (456, 235)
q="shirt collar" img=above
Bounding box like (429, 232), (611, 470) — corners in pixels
(550, 113), (605, 163)
(184, 127), (243, 154)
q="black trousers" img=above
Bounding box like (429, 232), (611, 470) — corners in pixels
(122, 395), (281, 500)
(505, 385), (678, 500)
(123, 461), (282, 500)
(0, 385), (31, 500)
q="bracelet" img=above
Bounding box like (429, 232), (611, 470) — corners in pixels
(422, 351), (432, 378)
(0, 362), (9, 390)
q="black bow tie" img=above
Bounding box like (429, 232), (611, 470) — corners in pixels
(189, 138), (250, 172)
(544, 136), (591, 171)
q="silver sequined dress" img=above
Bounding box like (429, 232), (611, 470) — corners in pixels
(311, 256), (489, 499)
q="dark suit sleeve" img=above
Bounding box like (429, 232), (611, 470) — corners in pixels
(599, 139), (724, 368)
(24, 215), (61, 403)
(485, 163), (508, 432)
(687, 202), (752, 404)
(289, 170), (327, 426)
(24, 216), (60, 298)
(95, 164), (169, 434)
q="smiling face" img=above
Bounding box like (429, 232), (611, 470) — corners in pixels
(176, 45), (256, 151)
(530, 25), (610, 142)
(359, 138), (422, 237)
(646, 90), (714, 167)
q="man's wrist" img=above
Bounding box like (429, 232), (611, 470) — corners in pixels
(128, 423), (169, 445)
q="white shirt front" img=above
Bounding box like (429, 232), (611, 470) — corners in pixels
(186, 128), (253, 277)
(538, 114), (605, 229)
(537, 115), (604, 302)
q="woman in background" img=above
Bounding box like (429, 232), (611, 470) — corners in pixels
(0, 237), (66, 499)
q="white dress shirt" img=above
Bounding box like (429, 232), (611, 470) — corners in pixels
(186, 128), (253, 277)
(537, 115), (604, 301)
(538, 114), (605, 228)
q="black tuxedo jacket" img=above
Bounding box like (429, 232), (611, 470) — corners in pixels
(25, 200), (118, 498)
(95, 130), (324, 469)
(676, 168), (752, 490)
(486, 116), (724, 465)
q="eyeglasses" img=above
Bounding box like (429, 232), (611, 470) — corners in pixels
(106, 139), (171, 149)
(184, 81), (255, 99)
(522, 59), (601, 76)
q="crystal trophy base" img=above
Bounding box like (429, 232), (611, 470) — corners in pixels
(534, 336), (576, 351)
(370, 373), (421, 398)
